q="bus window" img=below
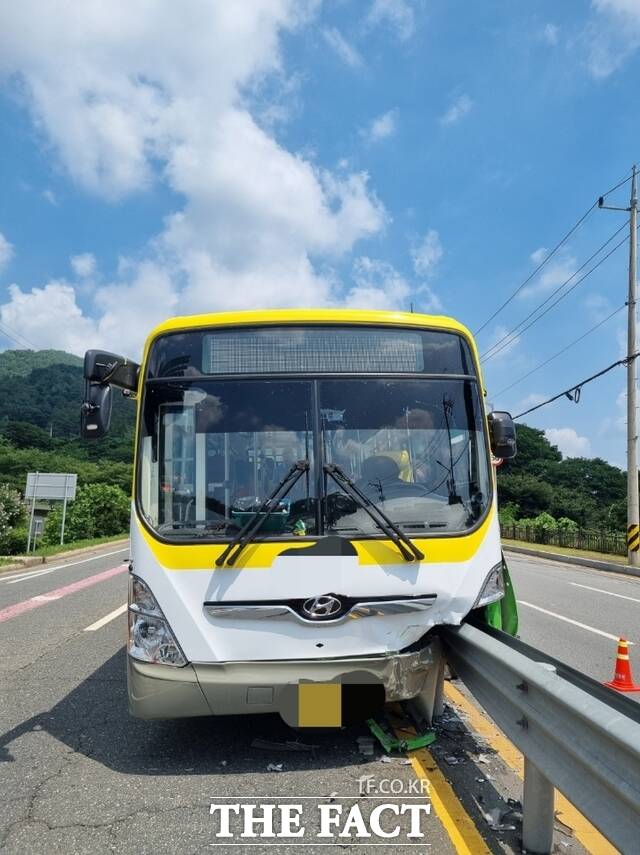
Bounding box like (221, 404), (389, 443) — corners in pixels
(139, 379), (317, 538)
(320, 378), (489, 534)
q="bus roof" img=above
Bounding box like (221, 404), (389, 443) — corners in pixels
(147, 308), (473, 342)
(143, 308), (484, 389)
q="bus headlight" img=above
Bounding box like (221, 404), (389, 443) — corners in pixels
(474, 561), (505, 608)
(128, 576), (186, 667)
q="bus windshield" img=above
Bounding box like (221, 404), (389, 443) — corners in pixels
(138, 375), (490, 541)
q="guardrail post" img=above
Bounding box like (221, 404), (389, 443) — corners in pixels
(522, 757), (555, 853)
(411, 639), (445, 724)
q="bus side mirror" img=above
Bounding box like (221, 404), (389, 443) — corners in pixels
(84, 349), (139, 391)
(488, 411), (517, 460)
(80, 382), (112, 439)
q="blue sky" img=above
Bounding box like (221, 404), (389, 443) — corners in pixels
(0, 0), (640, 466)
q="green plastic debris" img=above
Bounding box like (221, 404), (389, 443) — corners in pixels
(366, 717), (436, 754)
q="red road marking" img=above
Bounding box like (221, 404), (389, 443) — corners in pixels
(0, 564), (128, 624)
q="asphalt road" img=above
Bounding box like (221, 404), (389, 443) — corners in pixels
(1, 544), (631, 854)
(506, 551), (640, 692)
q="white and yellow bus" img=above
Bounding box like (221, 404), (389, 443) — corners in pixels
(81, 309), (517, 726)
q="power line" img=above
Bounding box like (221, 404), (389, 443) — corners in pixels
(482, 221), (628, 360)
(492, 303), (625, 398)
(482, 225), (629, 363)
(474, 171), (633, 337)
(513, 351), (639, 420)
(0, 319), (37, 350)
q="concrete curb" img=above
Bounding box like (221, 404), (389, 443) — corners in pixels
(504, 544), (640, 579)
(0, 538), (129, 577)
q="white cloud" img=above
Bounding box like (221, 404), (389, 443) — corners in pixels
(345, 257), (411, 310)
(594, 0), (640, 18)
(70, 253), (96, 278)
(0, 232), (13, 273)
(412, 229), (443, 277)
(585, 293), (613, 321)
(41, 189), (57, 205)
(520, 250), (576, 298)
(586, 0), (640, 77)
(485, 325), (521, 360)
(322, 27), (363, 68)
(544, 427), (592, 458)
(343, 256), (441, 313)
(530, 246), (547, 265)
(543, 23), (559, 45)
(364, 109), (397, 142)
(367, 0), (416, 41)
(439, 94), (473, 126)
(0, 1), (388, 356)
(0, 281), (97, 354)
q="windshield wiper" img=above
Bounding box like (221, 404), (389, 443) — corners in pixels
(323, 464), (424, 562)
(215, 460), (310, 567)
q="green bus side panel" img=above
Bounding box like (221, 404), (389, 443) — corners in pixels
(484, 554), (518, 636)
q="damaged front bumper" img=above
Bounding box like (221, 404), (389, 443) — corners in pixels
(127, 640), (436, 721)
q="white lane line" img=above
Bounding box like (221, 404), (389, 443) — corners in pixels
(569, 582), (640, 604)
(38, 548), (129, 574)
(1, 547), (128, 584)
(6, 569), (54, 584)
(517, 600), (633, 643)
(1, 567), (50, 583)
(84, 603), (127, 632)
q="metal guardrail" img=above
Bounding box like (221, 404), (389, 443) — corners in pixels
(500, 522), (627, 555)
(441, 623), (640, 853)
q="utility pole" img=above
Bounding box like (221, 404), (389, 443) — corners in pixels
(627, 166), (639, 565)
(599, 165), (639, 565)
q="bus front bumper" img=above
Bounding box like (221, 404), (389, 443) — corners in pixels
(127, 642), (436, 721)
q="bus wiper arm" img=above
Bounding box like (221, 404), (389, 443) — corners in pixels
(215, 460), (310, 568)
(323, 464), (424, 563)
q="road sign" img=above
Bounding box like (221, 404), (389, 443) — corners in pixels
(25, 472), (77, 501)
(25, 472), (78, 550)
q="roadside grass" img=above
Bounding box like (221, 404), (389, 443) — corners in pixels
(502, 537), (628, 565)
(1, 532), (129, 564)
(30, 532), (129, 558)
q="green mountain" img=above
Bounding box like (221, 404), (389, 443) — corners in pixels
(0, 349), (135, 442)
(0, 349), (135, 494)
(0, 349), (82, 379)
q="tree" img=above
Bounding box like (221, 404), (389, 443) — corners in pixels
(0, 421), (53, 449)
(541, 457), (626, 507)
(497, 473), (554, 518)
(0, 483), (25, 538)
(42, 484), (130, 544)
(499, 425), (561, 475)
(548, 486), (598, 529)
(498, 502), (519, 525)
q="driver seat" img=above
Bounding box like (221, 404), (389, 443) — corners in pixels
(360, 455), (401, 484)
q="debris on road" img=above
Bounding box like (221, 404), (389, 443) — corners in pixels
(266, 763), (283, 772)
(554, 813), (575, 838)
(366, 717), (436, 754)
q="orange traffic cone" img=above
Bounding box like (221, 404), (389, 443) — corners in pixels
(604, 638), (640, 693)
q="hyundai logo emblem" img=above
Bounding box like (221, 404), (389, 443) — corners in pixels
(302, 594), (342, 620)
